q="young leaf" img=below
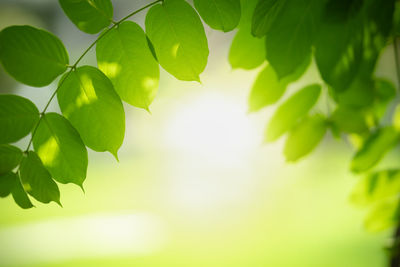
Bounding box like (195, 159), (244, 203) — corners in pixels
(32, 113), (88, 187)
(96, 21), (159, 110)
(229, 28), (265, 70)
(0, 144), (23, 175)
(251, 0), (285, 38)
(264, 0), (323, 79)
(0, 25), (69, 87)
(0, 95), (40, 144)
(249, 56), (311, 112)
(265, 84), (321, 142)
(57, 66), (125, 158)
(12, 173), (34, 209)
(314, 0), (364, 92)
(330, 106), (368, 134)
(284, 115), (327, 162)
(59, 0), (113, 34)
(193, 0), (241, 32)
(145, 0), (209, 81)
(0, 172), (16, 198)
(350, 170), (400, 207)
(351, 127), (399, 173)
(20, 151), (61, 205)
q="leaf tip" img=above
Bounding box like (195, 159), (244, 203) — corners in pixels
(111, 150), (120, 162)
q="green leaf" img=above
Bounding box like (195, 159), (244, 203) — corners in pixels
(228, 0), (265, 70)
(264, 0), (323, 79)
(0, 95), (40, 144)
(96, 21), (160, 110)
(12, 173), (34, 209)
(0, 172), (16, 198)
(284, 115), (327, 162)
(351, 170), (400, 207)
(364, 196), (400, 232)
(32, 113), (88, 187)
(0, 25), (69, 87)
(248, 56), (310, 112)
(57, 66), (125, 158)
(330, 106), (368, 134)
(20, 151), (61, 205)
(193, 0), (241, 32)
(251, 0), (285, 38)
(334, 77), (374, 108)
(375, 79), (396, 103)
(265, 84), (321, 142)
(229, 28), (265, 70)
(145, 0), (209, 81)
(351, 127), (399, 173)
(59, 0), (113, 34)
(0, 144), (23, 175)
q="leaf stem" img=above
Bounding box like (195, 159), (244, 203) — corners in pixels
(23, 0), (162, 153)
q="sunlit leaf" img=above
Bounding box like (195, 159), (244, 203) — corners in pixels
(145, 0), (209, 81)
(251, 0), (285, 38)
(351, 170), (400, 207)
(229, 0), (265, 70)
(284, 115), (327, 162)
(0, 25), (69, 87)
(248, 56), (310, 112)
(194, 0), (241, 32)
(12, 173), (34, 209)
(0, 95), (39, 144)
(351, 127), (399, 173)
(331, 106), (368, 134)
(96, 21), (159, 110)
(32, 113), (88, 187)
(264, 0), (323, 78)
(0, 145), (22, 175)
(20, 151), (61, 205)
(57, 66), (125, 158)
(365, 196), (400, 232)
(0, 172), (16, 198)
(265, 84), (321, 142)
(59, 0), (113, 34)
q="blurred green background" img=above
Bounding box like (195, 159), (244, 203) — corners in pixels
(0, 0), (398, 266)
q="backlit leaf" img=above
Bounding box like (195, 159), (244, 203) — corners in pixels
(32, 113), (88, 187)
(59, 0), (113, 34)
(284, 115), (327, 162)
(145, 0), (209, 81)
(248, 56), (310, 112)
(0, 95), (39, 144)
(351, 170), (400, 207)
(251, 0), (285, 38)
(96, 21), (159, 110)
(331, 106), (368, 134)
(0, 172), (16, 198)
(194, 0), (241, 32)
(20, 151), (60, 205)
(229, 0), (265, 70)
(57, 66), (125, 158)
(0, 25), (69, 87)
(264, 0), (323, 79)
(12, 173), (34, 209)
(265, 84), (321, 142)
(364, 196), (400, 232)
(351, 127), (399, 173)
(0, 145), (22, 175)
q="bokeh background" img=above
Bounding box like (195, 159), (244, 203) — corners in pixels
(0, 0), (398, 266)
